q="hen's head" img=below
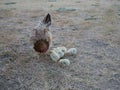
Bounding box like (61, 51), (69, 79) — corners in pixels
(33, 13), (52, 53)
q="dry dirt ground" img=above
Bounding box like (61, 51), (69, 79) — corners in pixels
(0, 0), (120, 90)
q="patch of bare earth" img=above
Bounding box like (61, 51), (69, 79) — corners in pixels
(0, 0), (120, 90)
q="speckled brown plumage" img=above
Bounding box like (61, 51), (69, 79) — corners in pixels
(34, 39), (49, 53)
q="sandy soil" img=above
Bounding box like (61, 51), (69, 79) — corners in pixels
(0, 0), (120, 90)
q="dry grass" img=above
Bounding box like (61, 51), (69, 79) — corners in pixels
(0, 0), (120, 90)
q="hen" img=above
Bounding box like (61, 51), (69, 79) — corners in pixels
(30, 14), (52, 53)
